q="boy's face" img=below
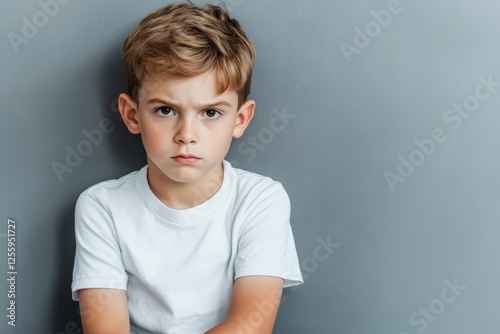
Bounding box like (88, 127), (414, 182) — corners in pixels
(118, 71), (254, 186)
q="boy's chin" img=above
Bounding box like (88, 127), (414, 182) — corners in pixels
(149, 162), (218, 183)
(154, 169), (200, 184)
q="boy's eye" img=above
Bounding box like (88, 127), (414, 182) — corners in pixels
(203, 109), (221, 119)
(155, 106), (174, 117)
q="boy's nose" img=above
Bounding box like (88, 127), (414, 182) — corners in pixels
(174, 118), (197, 144)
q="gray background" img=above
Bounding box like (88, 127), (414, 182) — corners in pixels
(1, 0), (499, 333)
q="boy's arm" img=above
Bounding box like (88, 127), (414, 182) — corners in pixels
(78, 288), (130, 334)
(205, 275), (284, 334)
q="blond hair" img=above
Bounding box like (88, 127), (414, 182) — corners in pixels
(122, 2), (256, 108)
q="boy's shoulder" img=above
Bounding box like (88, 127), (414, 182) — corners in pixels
(78, 166), (145, 202)
(228, 161), (288, 204)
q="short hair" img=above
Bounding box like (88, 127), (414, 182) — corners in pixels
(122, 1), (256, 108)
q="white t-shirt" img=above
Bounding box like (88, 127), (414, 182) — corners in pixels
(71, 160), (303, 333)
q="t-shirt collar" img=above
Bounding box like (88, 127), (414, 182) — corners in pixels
(137, 160), (232, 225)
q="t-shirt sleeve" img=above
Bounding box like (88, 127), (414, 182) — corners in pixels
(234, 182), (303, 288)
(71, 193), (128, 301)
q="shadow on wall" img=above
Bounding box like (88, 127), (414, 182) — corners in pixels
(48, 45), (145, 333)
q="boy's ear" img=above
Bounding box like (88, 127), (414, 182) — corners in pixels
(233, 99), (255, 138)
(118, 93), (141, 134)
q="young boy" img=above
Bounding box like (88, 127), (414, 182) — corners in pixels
(71, 2), (303, 333)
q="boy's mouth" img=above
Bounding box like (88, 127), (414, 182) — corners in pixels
(173, 154), (199, 159)
(172, 155), (200, 164)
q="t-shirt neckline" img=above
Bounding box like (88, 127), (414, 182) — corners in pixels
(137, 160), (232, 225)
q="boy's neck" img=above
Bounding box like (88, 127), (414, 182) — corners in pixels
(146, 161), (224, 210)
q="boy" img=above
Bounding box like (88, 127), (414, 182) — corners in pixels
(71, 2), (303, 333)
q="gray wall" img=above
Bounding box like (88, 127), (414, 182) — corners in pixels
(1, 0), (499, 333)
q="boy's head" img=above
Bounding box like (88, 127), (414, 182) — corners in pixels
(122, 1), (255, 109)
(118, 2), (257, 189)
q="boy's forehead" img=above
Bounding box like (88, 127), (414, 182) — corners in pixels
(138, 72), (238, 105)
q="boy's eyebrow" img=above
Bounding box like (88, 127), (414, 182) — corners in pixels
(146, 98), (233, 109)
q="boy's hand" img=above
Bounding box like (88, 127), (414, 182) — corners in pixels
(78, 288), (130, 334)
(205, 276), (284, 334)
